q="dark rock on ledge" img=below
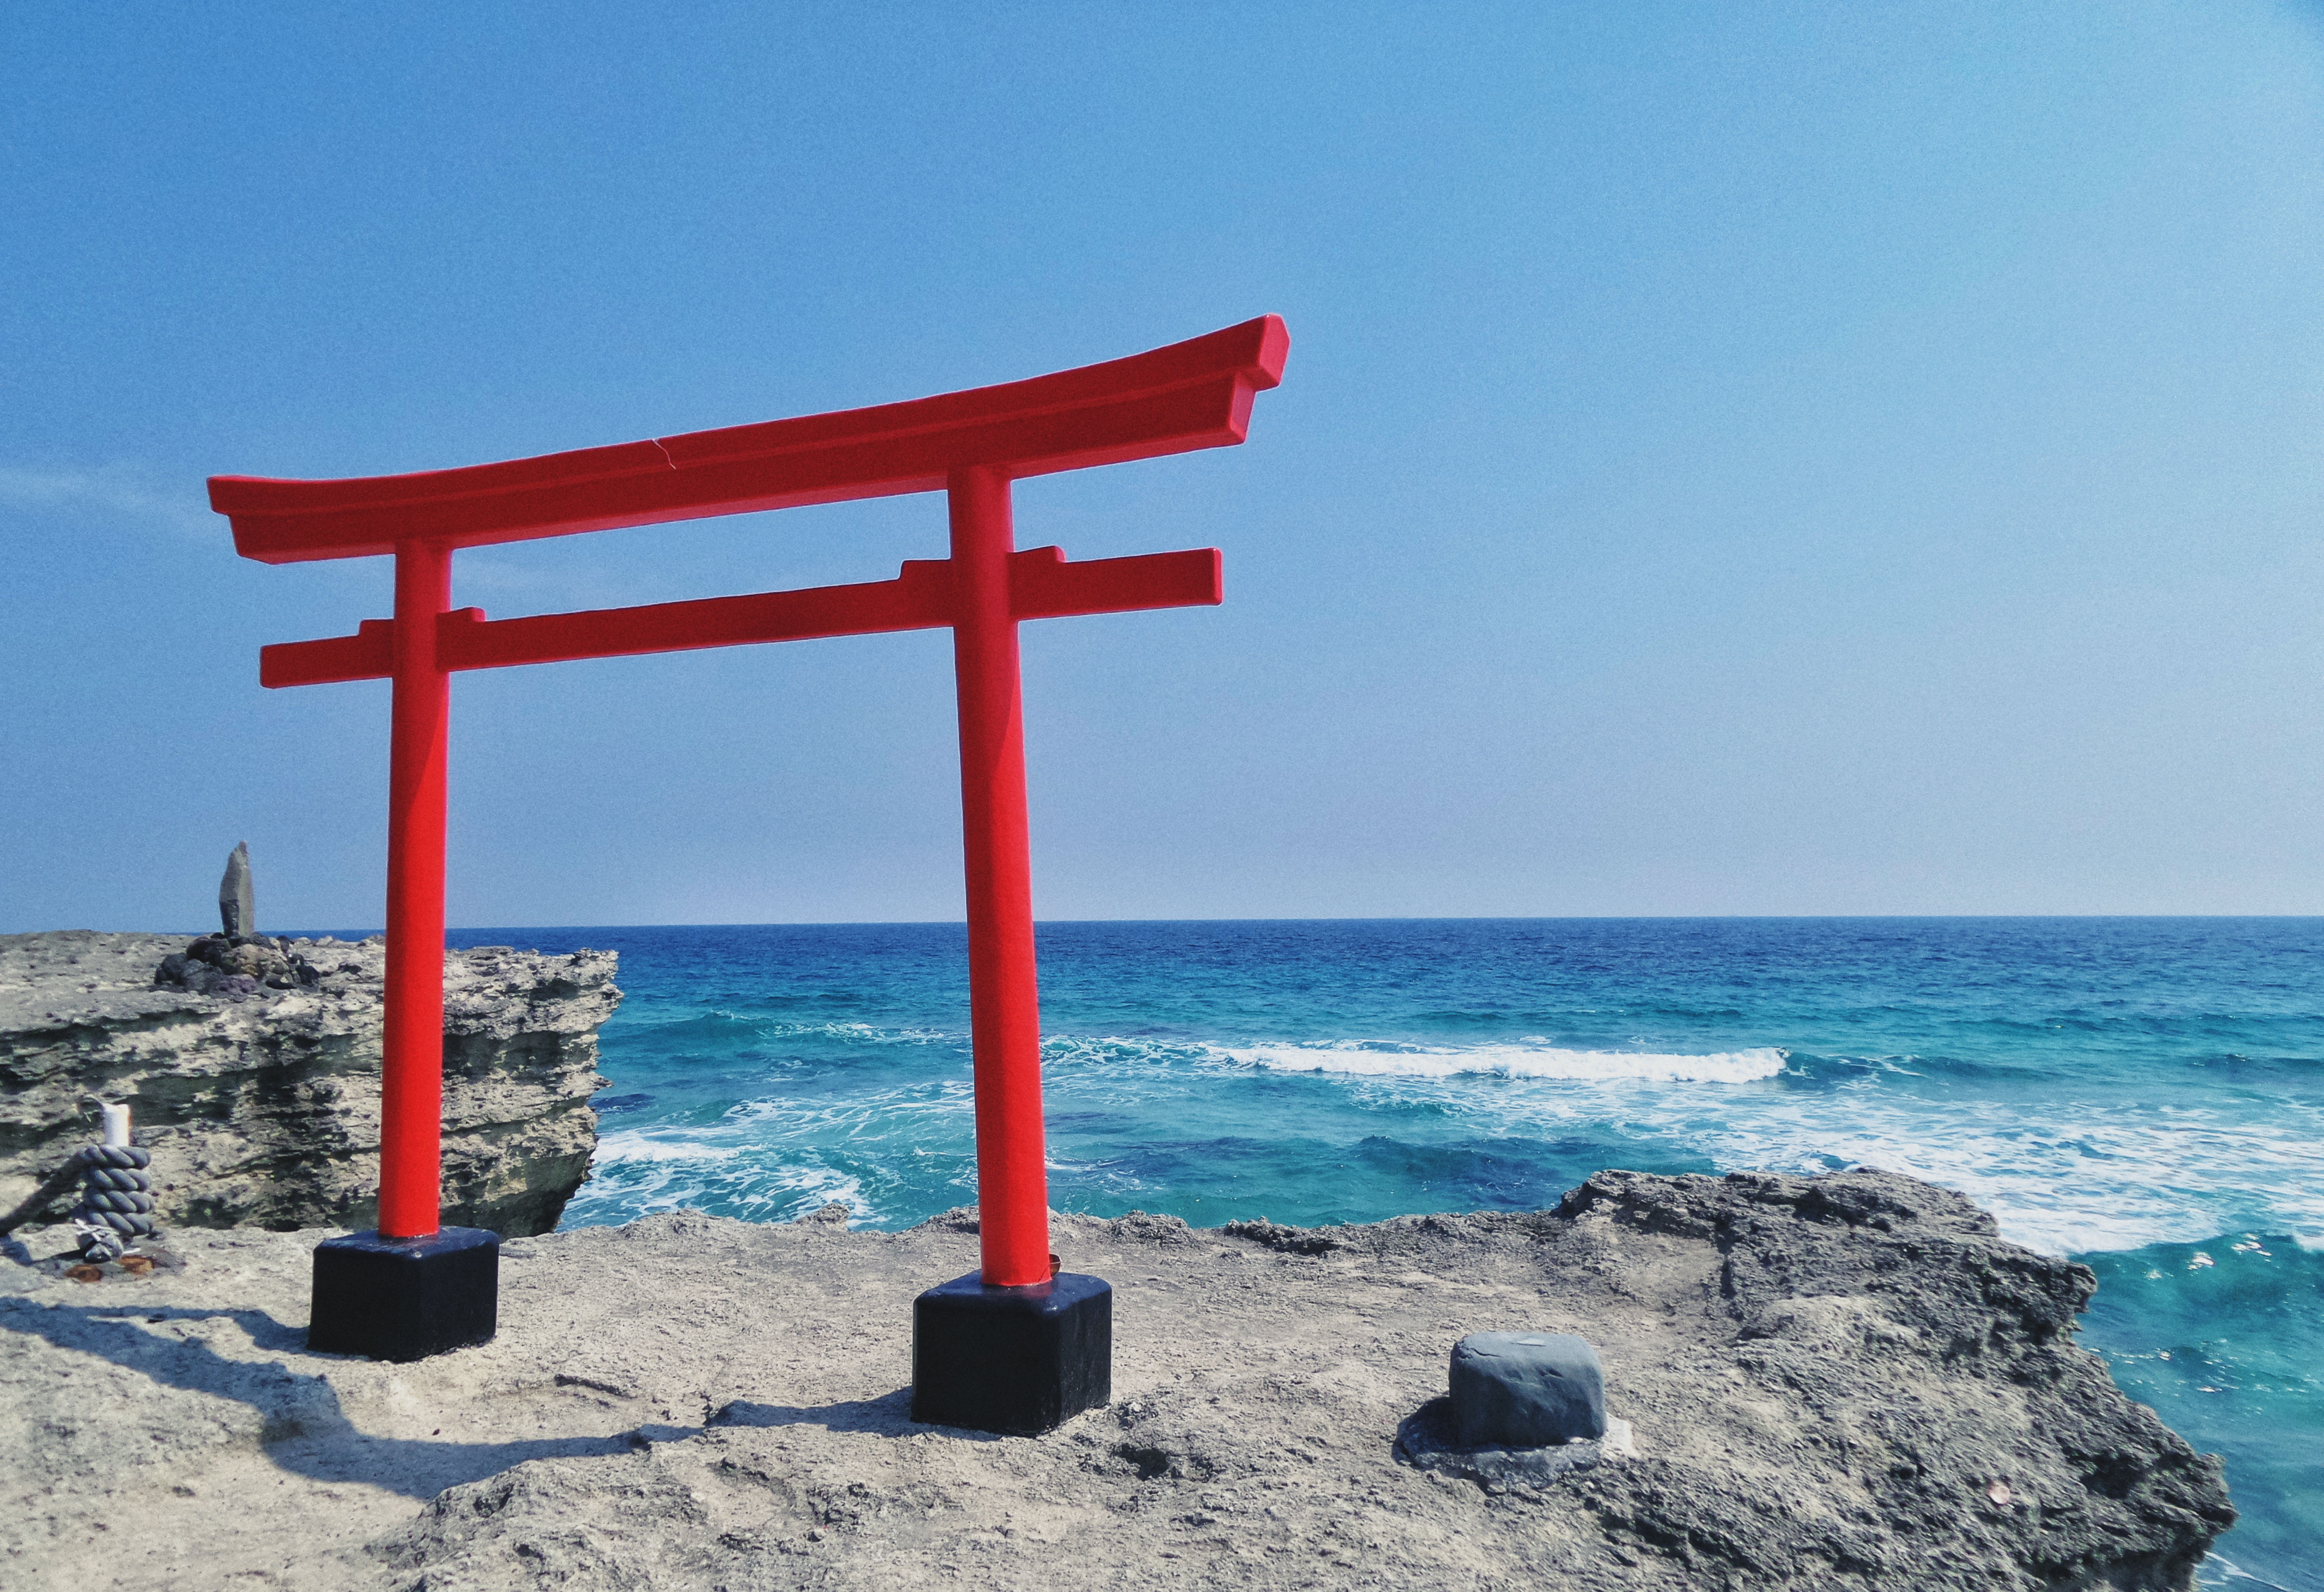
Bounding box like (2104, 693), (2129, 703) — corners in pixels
(0, 930), (620, 1237)
(155, 932), (324, 998)
(1541, 1169), (2235, 1589)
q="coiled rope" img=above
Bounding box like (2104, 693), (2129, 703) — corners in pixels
(69, 1144), (157, 1260)
(0, 1142), (157, 1262)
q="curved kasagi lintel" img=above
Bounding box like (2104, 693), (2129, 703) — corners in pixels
(211, 316), (1288, 565)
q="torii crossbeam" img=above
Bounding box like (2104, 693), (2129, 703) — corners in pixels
(211, 316), (1288, 1424)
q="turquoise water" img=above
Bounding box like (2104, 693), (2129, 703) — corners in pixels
(447, 918), (2324, 1588)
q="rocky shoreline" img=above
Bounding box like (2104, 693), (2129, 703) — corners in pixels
(0, 1169), (2234, 1591)
(0, 931), (620, 1237)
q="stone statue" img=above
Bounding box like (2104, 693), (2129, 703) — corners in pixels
(218, 843), (253, 939)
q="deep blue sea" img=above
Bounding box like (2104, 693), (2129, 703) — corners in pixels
(442, 918), (2323, 1589)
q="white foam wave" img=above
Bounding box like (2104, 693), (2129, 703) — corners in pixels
(1042, 1034), (1213, 1066)
(574, 1134), (888, 1228)
(1224, 1042), (1789, 1084)
(727, 1081), (973, 1139)
(650, 1015), (957, 1047)
(764, 1020), (952, 1046)
(1647, 1097), (2324, 1257)
(579, 1020), (2324, 1259)
(591, 1129), (741, 1163)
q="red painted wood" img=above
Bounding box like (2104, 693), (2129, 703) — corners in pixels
(224, 318), (1286, 1285)
(258, 547), (1223, 687)
(211, 317), (1287, 563)
(1007, 544), (1222, 622)
(261, 620), (394, 689)
(381, 540), (450, 1238)
(947, 466), (1051, 1286)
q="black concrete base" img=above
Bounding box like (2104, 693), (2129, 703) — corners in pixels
(309, 1226), (500, 1362)
(912, 1270), (1111, 1435)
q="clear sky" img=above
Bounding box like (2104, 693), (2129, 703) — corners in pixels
(4, 3), (2321, 931)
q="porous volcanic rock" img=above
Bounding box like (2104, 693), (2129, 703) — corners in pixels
(0, 1169), (2235, 1591)
(0, 931), (619, 1237)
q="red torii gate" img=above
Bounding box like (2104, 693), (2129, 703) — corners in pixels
(210, 316), (1288, 1426)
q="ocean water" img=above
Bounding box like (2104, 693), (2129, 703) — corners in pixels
(443, 918), (2324, 1589)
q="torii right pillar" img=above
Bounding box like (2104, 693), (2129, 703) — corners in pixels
(909, 465), (1108, 1433)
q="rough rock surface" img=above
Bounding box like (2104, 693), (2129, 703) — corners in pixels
(0, 1169), (2232, 1591)
(0, 932), (619, 1238)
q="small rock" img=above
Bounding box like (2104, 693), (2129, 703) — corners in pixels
(1450, 1332), (1606, 1446)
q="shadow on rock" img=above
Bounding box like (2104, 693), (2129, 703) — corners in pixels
(4, 1300), (646, 1499)
(1394, 1395), (1628, 1489)
(710, 1388), (1001, 1442)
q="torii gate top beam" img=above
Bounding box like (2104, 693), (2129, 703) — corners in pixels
(210, 316), (1288, 563)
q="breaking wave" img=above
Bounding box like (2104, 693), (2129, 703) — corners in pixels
(1223, 1042), (1789, 1084)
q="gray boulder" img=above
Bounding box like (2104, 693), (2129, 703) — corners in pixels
(1450, 1330), (1606, 1445)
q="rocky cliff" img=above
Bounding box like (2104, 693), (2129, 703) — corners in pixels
(0, 1170), (2235, 1590)
(0, 931), (619, 1237)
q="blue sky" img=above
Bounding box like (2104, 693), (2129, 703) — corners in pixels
(4, 3), (2322, 930)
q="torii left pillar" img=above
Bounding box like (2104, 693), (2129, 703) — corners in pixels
(308, 535), (502, 1364)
